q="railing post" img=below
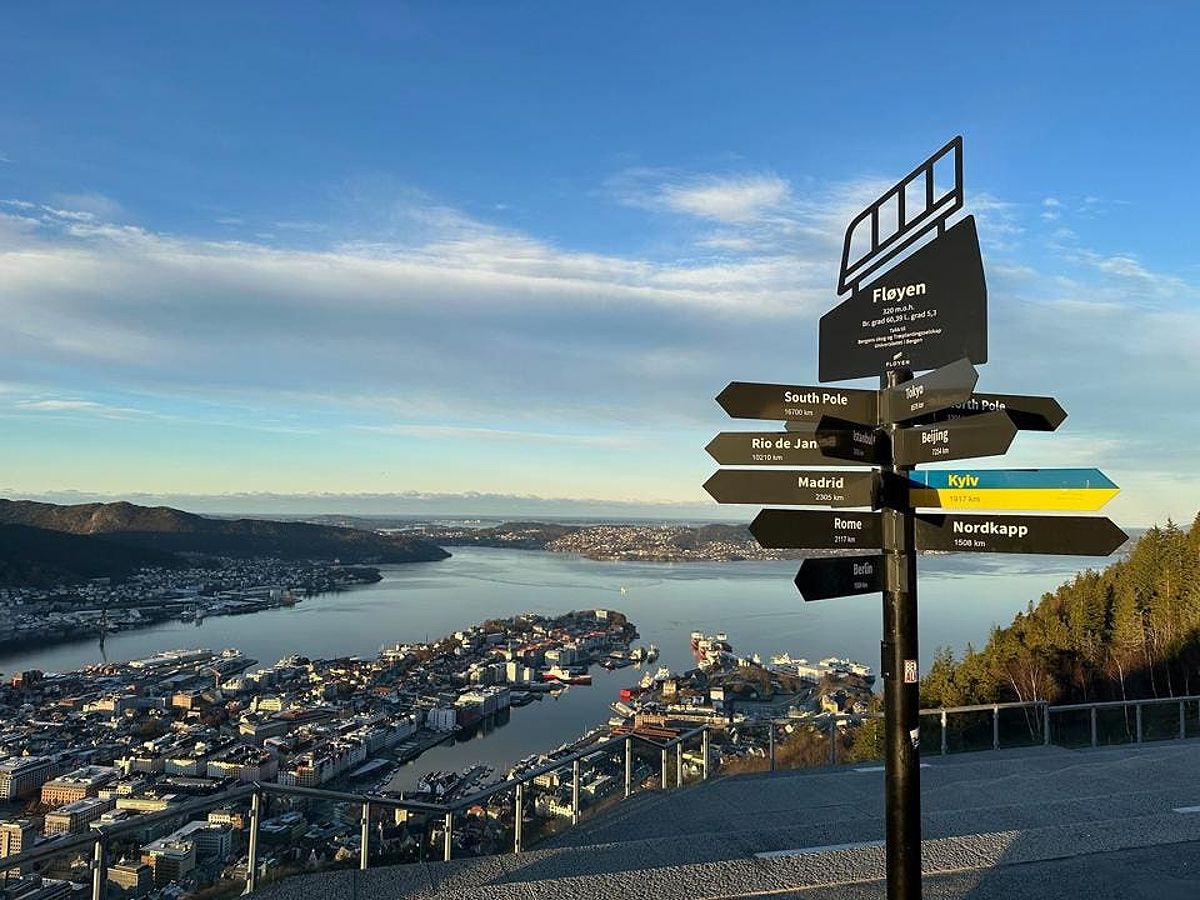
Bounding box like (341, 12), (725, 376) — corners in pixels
(768, 724), (775, 772)
(661, 745), (669, 789)
(359, 801), (370, 871)
(940, 710), (948, 755)
(1180, 700), (1186, 740)
(702, 727), (710, 781)
(1042, 703), (1051, 746)
(624, 736), (632, 798)
(246, 789), (261, 893)
(443, 811), (453, 862)
(91, 836), (106, 900)
(514, 782), (524, 854)
(676, 741), (684, 787)
(1090, 705), (1098, 748)
(572, 759), (581, 825)
(992, 706), (1000, 750)
(829, 719), (837, 766)
(1136, 703), (1143, 744)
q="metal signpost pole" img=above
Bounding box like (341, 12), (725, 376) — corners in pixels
(881, 368), (922, 899)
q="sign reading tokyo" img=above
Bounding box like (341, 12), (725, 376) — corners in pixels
(819, 216), (988, 382)
(891, 410), (1017, 467)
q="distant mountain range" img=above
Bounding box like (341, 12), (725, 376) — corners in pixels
(0, 499), (450, 586)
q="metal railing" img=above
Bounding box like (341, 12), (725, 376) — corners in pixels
(4, 696), (1197, 897)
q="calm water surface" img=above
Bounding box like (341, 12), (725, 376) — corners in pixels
(0, 548), (1100, 786)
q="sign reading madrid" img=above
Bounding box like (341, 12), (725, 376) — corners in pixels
(703, 470), (879, 508)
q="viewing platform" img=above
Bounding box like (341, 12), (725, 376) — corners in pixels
(254, 738), (1200, 899)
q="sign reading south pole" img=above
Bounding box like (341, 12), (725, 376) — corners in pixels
(819, 216), (988, 382)
(716, 382), (876, 424)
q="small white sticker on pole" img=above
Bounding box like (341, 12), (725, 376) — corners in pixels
(903, 659), (918, 684)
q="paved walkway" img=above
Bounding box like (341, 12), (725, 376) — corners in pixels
(254, 740), (1200, 899)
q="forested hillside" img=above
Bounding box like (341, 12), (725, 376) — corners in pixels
(922, 514), (1200, 708)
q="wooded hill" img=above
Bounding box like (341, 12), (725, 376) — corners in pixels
(922, 513), (1200, 708)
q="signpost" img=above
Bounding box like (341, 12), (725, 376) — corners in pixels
(704, 136), (1127, 900)
(908, 469), (1118, 511)
(703, 470), (879, 508)
(795, 555), (884, 602)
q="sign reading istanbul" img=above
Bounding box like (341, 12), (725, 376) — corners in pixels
(819, 216), (988, 382)
(703, 470), (879, 508)
(716, 381), (876, 424)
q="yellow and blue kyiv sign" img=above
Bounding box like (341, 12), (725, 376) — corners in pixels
(908, 468), (1118, 512)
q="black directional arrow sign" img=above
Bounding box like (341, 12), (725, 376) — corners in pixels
(814, 416), (886, 464)
(716, 382), (877, 425)
(749, 509), (882, 550)
(795, 555), (884, 602)
(892, 410), (1017, 466)
(913, 393), (1067, 432)
(705, 432), (870, 468)
(704, 470), (879, 507)
(880, 357), (978, 423)
(915, 514), (1128, 556)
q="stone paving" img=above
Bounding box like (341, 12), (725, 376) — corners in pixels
(253, 740), (1200, 899)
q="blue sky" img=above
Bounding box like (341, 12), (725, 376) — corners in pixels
(1, 3), (1198, 525)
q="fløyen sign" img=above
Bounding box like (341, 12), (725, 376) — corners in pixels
(819, 216), (988, 383)
(703, 470), (879, 508)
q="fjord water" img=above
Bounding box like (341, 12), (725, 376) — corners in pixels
(0, 547), (1097, 784)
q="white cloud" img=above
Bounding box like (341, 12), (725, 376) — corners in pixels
(659, 173), (791, 223)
